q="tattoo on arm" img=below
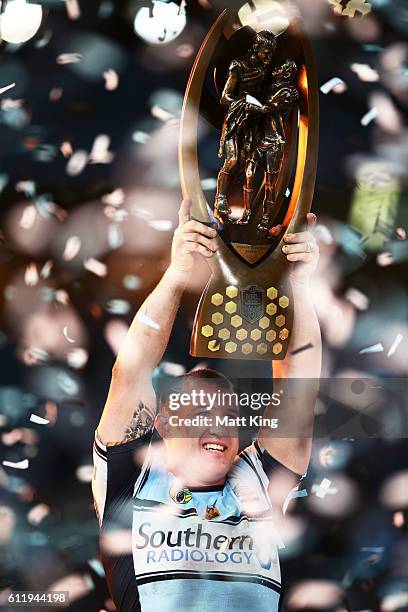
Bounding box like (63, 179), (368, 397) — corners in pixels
(98, 401), (155, 447)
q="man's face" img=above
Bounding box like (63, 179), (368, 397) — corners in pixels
(161, 380), (240, 487)
(257, 43), (275, 65)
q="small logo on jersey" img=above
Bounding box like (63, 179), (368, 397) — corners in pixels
(170, 487), (192, 504)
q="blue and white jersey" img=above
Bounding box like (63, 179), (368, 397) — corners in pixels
(92, 430), (302, 612)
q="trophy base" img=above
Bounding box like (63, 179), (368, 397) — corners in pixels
(190, 275), (293, 361)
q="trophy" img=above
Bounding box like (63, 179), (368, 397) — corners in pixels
(179, 1), (319, 360)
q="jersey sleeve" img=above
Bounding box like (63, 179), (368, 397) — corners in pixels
(91, 428), (153, 528)
(235, 440), (306, 515)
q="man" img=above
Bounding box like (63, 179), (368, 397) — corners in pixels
(214, 30), (276, 222)
(256, 59), (299, 236)
(92, 197), (321, 611)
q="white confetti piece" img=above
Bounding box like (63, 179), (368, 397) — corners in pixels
(55, 289), (70, 305)
(30, 414), (50, 425)
(102, 188), (125, 207)
(137, 312), (160, 330)
(57, 53), (82, 64)
(63, 326), (75, 344)
(16, 180), (36, 196)
(87, 559), (105, 577)
(108, 223), (124, 249)
(20, 205), (37, 230)
(2, 459), (29, 470)
(49, 87), (63, 101)
(27, 503), (50, 525)
(132, 130), (151, 144)
(104, 206), (128, 222)
(396, 228), (406, 240)
(200, 178), (217, 190)
(161, 362), (185, 376)
(60, 141), (73, 158)
(387, 334), (403, 357)
(377, 252), (394, 267)
(148, 220), (173, 231)
(56, 371), (79, 395)
(67, 347), (88, 369)
(344, 288), (369, 311)
(351, 63), (379, 82)
(84, 258), (107, 277)
(0, 82), (16, 95)
(89, 134), (114, 164)
(103, 69), (119, 91)
(65, 0), (81, 19)
(41, 260), (53, 279)
(123, 275), (141, 290)
(66, 150), (88, 176)
(106, 299), (130, 315)
(359, 342), (384, 354)
(151, 104), (174, 122)
(320, 77), (346, 95)
(63, 235), (81, 261)
(35, 30), (53, 48)
(312, 478), (337, 498)
(361, 107), (378, 126)
(24, 263), (39, 286)
(76, 465), (93, 482)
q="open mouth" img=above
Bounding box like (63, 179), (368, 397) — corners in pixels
(202, 442), (226, 453)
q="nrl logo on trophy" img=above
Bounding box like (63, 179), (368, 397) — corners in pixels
(179, 0), (319, 360)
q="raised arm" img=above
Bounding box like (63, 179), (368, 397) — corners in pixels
(258, 214), (321, 474)
(96, 198), (218, 446)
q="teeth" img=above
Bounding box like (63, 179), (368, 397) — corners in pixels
(203, 443), (225, 452)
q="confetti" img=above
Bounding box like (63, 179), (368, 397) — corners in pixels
(103, 69), (119, 91)
(351, 63), (379, 82)
(63, 236), (81, 261)
(0, 82), (16, 95)
(63, 326), (75, 344)
(359, 342), (384, 354)
(108, 223), (124, 249)
(396, 228), (406, 240)
(57, 53), (83, 65)
(387, 334), (403, 357)
(132, 131), (151, 144)
(66, 150), (88, 176)
(76, 465), (93, 483)
(84, 258), (108, 277)
(291, 342), (313, 355)
(377, 252), (394, 267)
(148, 220), (173, 231)
(27, 503), (50, 525)
(320, 77), (347, 94)
(123, 275), (142, 290)
(361, 107), (378, 126)
(55, 289), (70, 305)
(102, 188), (125, 207)
(312, 478), (337, 498)
(200, 178), (217, 190)
(30, 414), (50, 425)
(151, 104), (174, 122)
(49, 87), (63, 101)
(344, 288), (369, 311)
(106, 299), (130, 315)
(41, 260), (53, 278)
(65, 0), (81, 20)
(160, 362), (186, 376)
(137, 312), (160, 330)
(60, 141), (73, 158)
(20, 205), (37, 230)
(56, 371), (79, 395)
(89, 134), (114, 164)
(16, 180), (36, 196)
(67, 348), (88, 369)
(2, 459), (29, 470)
(24, 263), (39, 286)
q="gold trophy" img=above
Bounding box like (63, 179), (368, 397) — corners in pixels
(179, 1), (319, 360)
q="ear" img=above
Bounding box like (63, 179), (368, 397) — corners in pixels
(155, 413), (169, 439)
